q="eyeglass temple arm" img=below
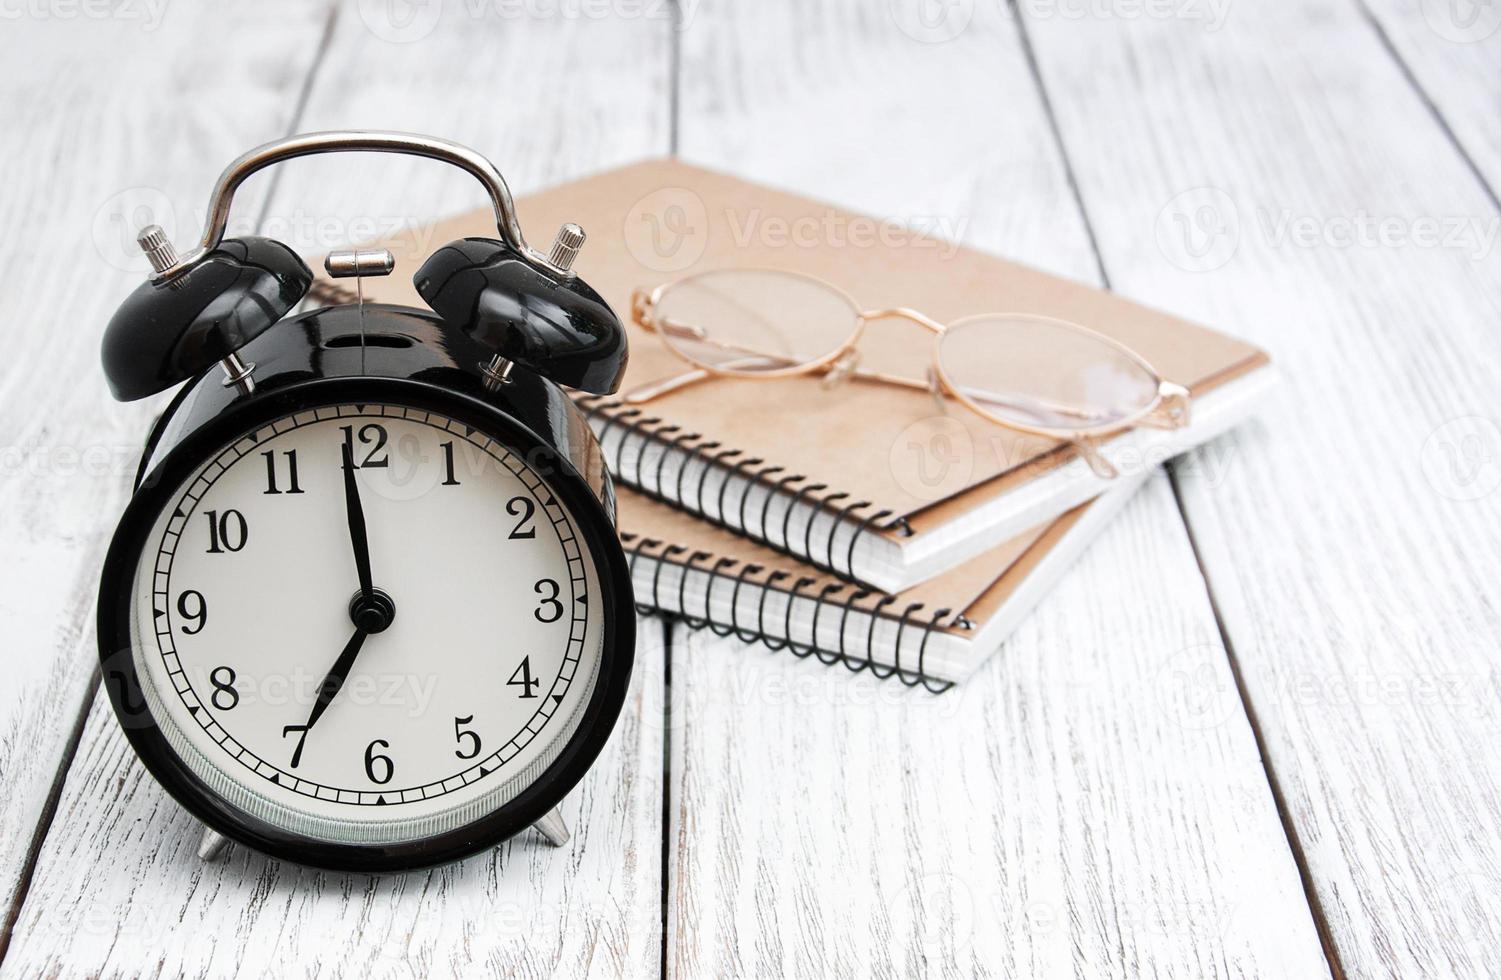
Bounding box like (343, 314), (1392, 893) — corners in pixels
(622, 368), (715, 403)
(1069, 437), (1120, 479)
(624, 357), (1116, 426)
(622, 358), (918, 404)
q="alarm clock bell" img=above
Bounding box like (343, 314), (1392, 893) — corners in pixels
(101, 131), (627, 407)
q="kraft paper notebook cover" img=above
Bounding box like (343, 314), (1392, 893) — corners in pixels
(312, 159), (1273, 592)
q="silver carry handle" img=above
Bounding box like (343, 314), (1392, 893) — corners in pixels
(148, 130), (561, 282)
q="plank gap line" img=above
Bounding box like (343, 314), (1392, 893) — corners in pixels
(1007, 12), (1337, 961)
(252, 0), (345, 231)
(658, 615), (673, 980)
(0, 670), (100, 968)
(668, 0), (683, 154)
(1167, 468), (1345, 980)
(1005, 0), (1112, 290)
(1011, 8), (1351, 962)
(1353, 0), (1501, 215)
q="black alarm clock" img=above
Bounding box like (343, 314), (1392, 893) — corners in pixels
(96, 132), (635, 872)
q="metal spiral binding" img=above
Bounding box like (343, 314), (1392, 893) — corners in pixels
(752, 570), (790, 652)
(625, 538), (653, 616)
(780, 576), (820, 659)
(650, 544), (682, 623)
(833, 586), (874, 672)
(779, 481), (827, 558)
(577, 394), (915, 586)
(807, 583), (850, 667)
(762, 471), (803, 550)
(702, 556), (739, 638)
(728, 562), (766, 645)
(618, 531), (957, 692)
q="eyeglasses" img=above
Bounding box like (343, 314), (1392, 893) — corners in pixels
(626, 268), (1190, 478)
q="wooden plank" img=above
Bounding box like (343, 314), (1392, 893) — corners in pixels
(5, 6), (673, 976)
(2, 616), (664, 979)
(1360, 0), (1501, 190)
(670, 0), (1099, 281)
(1018, 2), (1501, 974)
(669, 1), (1328, 974)
(245, 3), (672, 260)
(0, 0), (330, 941)
(670, 477), (1326, 977)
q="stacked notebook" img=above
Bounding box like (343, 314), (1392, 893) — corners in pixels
(313, 160), (1273, 686)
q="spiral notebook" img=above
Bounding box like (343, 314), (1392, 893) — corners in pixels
(312, 159), (1273, 592)
(616, 477), (1144, 688)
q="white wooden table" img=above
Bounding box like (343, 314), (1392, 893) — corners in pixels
(3, 1), (1499, 976)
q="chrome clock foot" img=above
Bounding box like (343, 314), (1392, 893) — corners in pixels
(197, 827), (230, 862)
(531, 807), (570, 847)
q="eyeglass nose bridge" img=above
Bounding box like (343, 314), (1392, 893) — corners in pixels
(857, 307), (947, 335)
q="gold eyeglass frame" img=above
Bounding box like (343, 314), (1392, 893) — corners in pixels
(625, 268), (1192, 479)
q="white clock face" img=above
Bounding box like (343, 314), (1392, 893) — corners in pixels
(128, 403), (605, 846)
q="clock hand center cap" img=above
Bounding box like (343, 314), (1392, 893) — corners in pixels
(348, 588), (396, 634)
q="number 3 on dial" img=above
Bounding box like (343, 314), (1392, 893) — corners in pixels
(534, 578), (563, 622)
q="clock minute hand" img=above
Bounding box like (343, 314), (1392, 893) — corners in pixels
(342, 442), (375, 599)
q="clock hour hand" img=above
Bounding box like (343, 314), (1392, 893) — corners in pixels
(342, 442), (375, 599)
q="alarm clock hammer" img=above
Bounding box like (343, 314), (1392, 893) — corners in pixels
(97, 132), (636, 872)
